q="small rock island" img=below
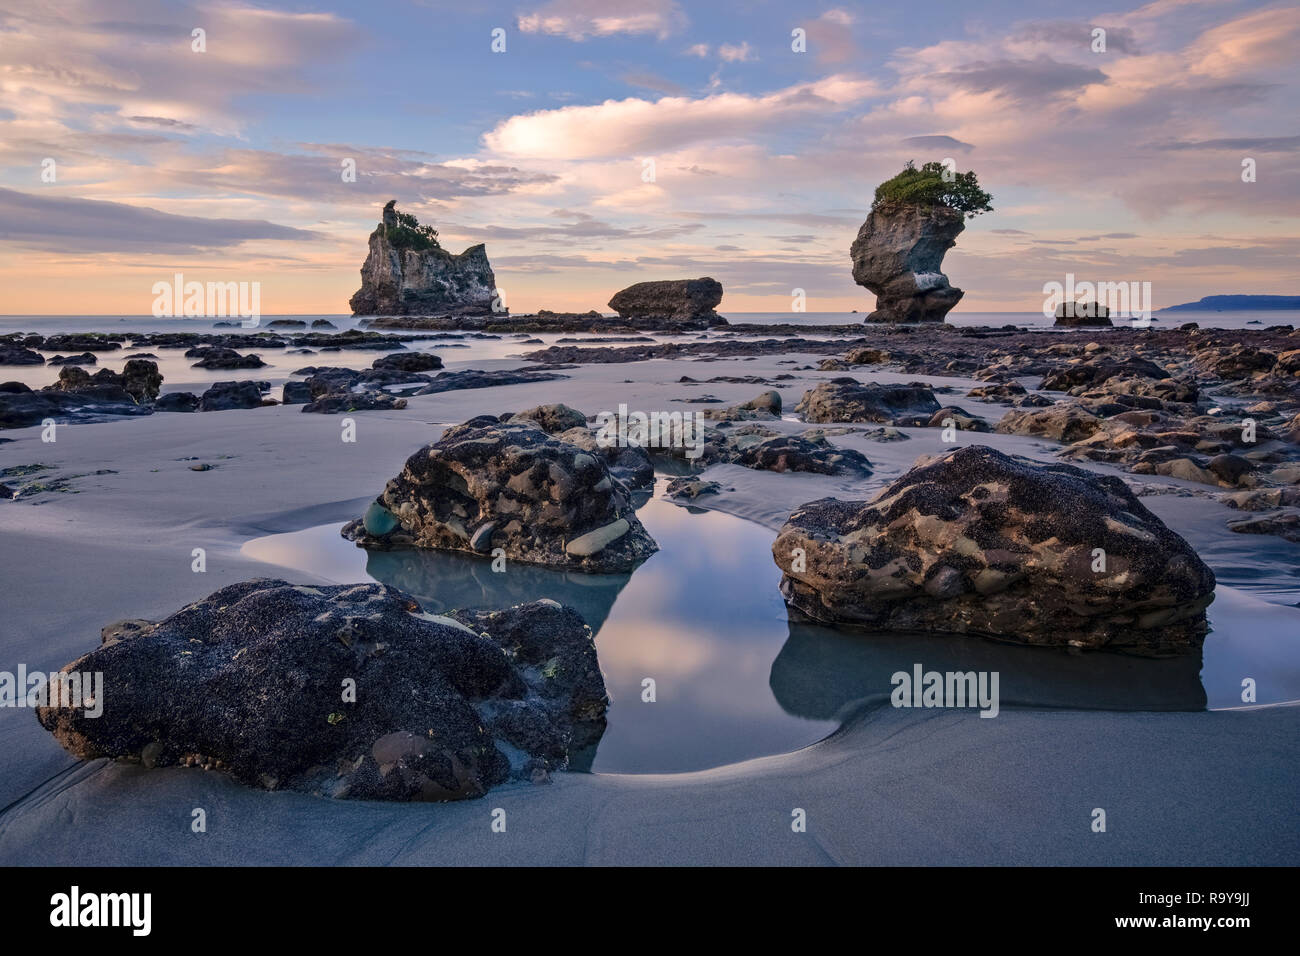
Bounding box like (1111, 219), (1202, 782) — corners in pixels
(350, 200), (498, 317)
(851, 161), (992, 323)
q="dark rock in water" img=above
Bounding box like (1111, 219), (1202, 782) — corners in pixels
(607, 278), (725, 326)
(0, 381), (29, 393)
(372, 351), (443, 372)
(40, 334), (123, 352)
(48, 361), (160, 400)
(191, 347), (267, 370)
(509, 403), (589, 435)
(46, 352), (97, 366)
(412, 368), (568, 395)
(850, 201), (965, 323)
(796, 378), (941, 424)
(296, 329), (406, 350)
(772, 446), (1216, 654)
(343, 416), (658, 572)
(34, 579), (608, 800)
(0, 482), (14, 499)
(1054, 302), (1113, 327)
(311, 319), (337, 329)
(121, 359), (163, 402)
(0, 386), (150, 429)
(199, 380), (265, 412)
(267, 319), (307, 328)
(155, 392), (199, 413)
(666, 477), (723, 500)
(302, 392), (408, 414)
(281, 381), (313, 405)
(349, 201), (498, 317)
(1226, 509), (1300, 543)
(0, 346), (44, 366)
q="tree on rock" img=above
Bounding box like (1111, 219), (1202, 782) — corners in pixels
(872, 161), (993, 219)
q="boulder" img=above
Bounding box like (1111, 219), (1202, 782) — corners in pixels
(372, 351), (443, 372)
(281, 381), (313, 405)
(343, 417), (657, 572)
(191, 347), (267, 370)
(850, 201), (965, 323)
(703, 390), (783, 421)
(927, 405), (992, 432)
(121, 359), (163, 402)
(199, 380), (265, 412)
(0, 346), (44, 366)
(995, 403), (1102, 443)
(349, 201), (498, 316)
(35, 579), (607, 800)
(607, 278), (724, 325)
(46, 352), (97, 366)
(796, 378), (941, 424)
(772, 446), (1216, 653)
(155, 392), (199, 413)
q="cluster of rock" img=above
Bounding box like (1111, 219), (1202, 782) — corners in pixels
(36, 579), (608, 799)
(0, 360), (164, 428)
(773, 446), (1217, 654)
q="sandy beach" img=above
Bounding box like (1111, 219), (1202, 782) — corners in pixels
(3, 338), (1298, 865)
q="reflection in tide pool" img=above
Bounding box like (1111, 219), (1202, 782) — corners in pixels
(242, 481), (1300, 774)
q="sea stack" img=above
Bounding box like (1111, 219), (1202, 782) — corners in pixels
(349, 200), (498, 317)
(850, 201), (965, 323)
(607, 278), (726, 328)
(1054, 301), (1113, 327)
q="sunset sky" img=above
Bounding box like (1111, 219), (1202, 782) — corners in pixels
(1, 0), (1296, 315)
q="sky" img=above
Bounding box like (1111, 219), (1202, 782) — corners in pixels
(0, 0), (1296, 315)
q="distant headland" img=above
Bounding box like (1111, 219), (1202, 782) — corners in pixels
(1160, 295), (1300, 312)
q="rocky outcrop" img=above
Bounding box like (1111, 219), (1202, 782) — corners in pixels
(772, 446), (1216, 653)
(607, 278), (725, 327)
(850, 201), (965, 323)
(35, 579), (607, 800)
(349, 201), (498, 317)
(344, 417), (658, 572)
(1054, 302), (1112, 327)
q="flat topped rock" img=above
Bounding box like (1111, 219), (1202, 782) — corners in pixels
(608, 277), (725, 326)
(35, 579), (608, 800)
(344, 416), (658, 572)
(772, 445), (1216, 653)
